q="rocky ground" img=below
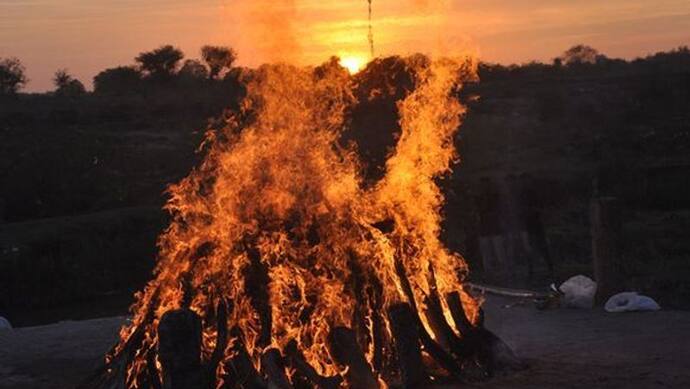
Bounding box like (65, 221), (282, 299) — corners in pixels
(1, 295), (689, 389)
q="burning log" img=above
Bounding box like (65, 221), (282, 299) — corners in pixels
(446, 291), (475, 336)
(157, 308), (203, 389)
(394, 259), (463, 378)
(285, 340), (342, 389)
(207, 299), (230, 388)
(479, 325), (524, 375)
(388, 303), (429, 388)
(246, 245), (273, 348)
(346, 251), (375, 354)
(146, 351), (163, 389)
(261, 348), (292, 389)
(423, 294), (478, 364)
(446, 292), (524, 377)
(225, 326), (267, 389)
(422, 296), (452, 352)
(425, 264), (463, 349)
(327, 327), (379, 389)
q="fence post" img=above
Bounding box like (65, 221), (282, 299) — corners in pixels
(590, 196), (624, 305)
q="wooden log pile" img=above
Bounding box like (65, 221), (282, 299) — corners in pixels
(78, 260), (523, 389)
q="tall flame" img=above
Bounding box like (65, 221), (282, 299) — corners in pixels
(110, 54), (478, 387)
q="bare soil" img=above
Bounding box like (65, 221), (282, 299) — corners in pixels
(1, 296), (689, 389)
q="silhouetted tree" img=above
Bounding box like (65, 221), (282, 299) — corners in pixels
(93, 66), (142, 95)
(560, 44), (605, 65)
(53, 69), (86, 97)
(135, 45), (184, 79)
(478, 62), (511, 81)
(201, 46), (237, 79)
(0, 57), (28, 95)
(179, 59), (209, 80)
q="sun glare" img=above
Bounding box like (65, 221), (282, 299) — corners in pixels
(339, 55), (366, 74)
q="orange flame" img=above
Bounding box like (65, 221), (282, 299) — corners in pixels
(111, 54), (478, 387)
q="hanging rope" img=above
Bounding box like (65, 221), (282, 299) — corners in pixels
(367, 0), (375, 58)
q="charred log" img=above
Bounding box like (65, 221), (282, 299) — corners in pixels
(157, 308), (203, 389)
(422, 296), (453, 352)
(285, 340), (342, 389)
(206, 299), (230, 388)
(446, 292), (472, 336)
(478, 324), (524, 375)
(388, 303), (429, 388)
(146, 351), (163, 389)
(261, 348), (292, 389)
(226, 326), (267, 389)
(246, 245), (272, 348)
(346, 251), (374, 354)
(394, 259), (463, 378)
(327, 327), (379, 389)
(446, 293), (524, 378)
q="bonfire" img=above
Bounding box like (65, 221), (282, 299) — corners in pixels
(81, 54), (518, 389)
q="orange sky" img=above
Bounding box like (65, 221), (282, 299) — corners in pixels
(1, 0), (689, 92)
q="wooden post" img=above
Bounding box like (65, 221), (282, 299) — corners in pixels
(158, 309), (203, 389)
(590, 196), (624, 305)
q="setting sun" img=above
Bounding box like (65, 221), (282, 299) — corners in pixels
(339, 55), (367, 74)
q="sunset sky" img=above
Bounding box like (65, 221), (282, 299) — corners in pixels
(1, 0), (689, 92)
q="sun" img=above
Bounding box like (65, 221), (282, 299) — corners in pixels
(339, 55), (367, 74)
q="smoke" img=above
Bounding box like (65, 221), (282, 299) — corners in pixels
(232, 0), (302, 65)
(225, 0), (476, 67)
(406, 0), (478, 60)
(410, 0), (452, 9)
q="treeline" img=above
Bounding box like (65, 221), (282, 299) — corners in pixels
(2, 44), (690, 97)
(479, 45), (690, 81)
(0, 44), (241, 97)
(92, 45), (240, 96)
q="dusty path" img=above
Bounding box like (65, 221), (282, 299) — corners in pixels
(0, 317), (122, 389)
(1, 296), (689, 389)
(477, 296), (690, 388)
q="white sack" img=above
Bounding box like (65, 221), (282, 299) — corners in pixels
(605, 292), (661, 313)
(560, 275), (597, 309)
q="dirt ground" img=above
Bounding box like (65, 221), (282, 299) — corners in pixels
(1, 295), (689, 389)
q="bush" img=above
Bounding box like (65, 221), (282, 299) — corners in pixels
(94, 66), (142, 95)
(0, 57), (28, 96)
